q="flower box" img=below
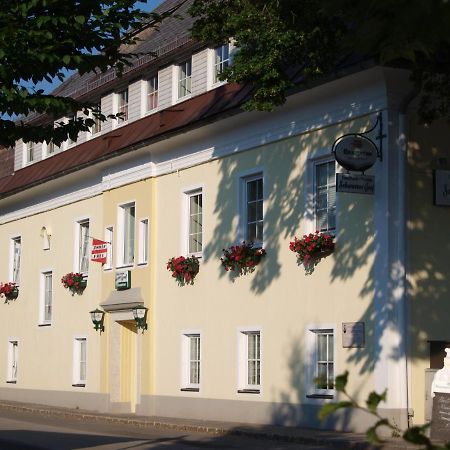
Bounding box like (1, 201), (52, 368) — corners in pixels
(289, 231), (335, 274)
(0, 282), (19, 303)
(167, 255), (200, 286)
(221, 242), (266, 276)
(61, 272), (87, 296)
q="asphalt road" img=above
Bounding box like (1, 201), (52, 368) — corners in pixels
(0, 408), (333, 450)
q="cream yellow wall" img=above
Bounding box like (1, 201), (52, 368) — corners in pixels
(0, 196), (103, 394)
(153, 117), (377, 406)
(101, 179), (154, 396)
(407, 116), (450, 424)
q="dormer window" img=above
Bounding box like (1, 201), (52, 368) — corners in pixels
(213, 44), (230, 84)
(178, 59), (192, 99)
(147, 75), (159, 111)
(91, 102), (102, 134)
(25, 142), (34, 164)
(118, 89), (129, 122)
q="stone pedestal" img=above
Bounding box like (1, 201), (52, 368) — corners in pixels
(430, 348), (450, 440)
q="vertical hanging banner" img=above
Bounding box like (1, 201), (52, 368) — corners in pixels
(91, 238), (108, 264)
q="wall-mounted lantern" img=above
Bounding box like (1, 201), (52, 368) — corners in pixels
(132, 305), (148, 333)
(90, 308), (105, 333)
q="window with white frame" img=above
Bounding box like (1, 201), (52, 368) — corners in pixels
(187, 190), (202, 255)
(315, 160), (336, 233)
(77, 220), (90, 274)
(25, 142), (34, 164)
(119, 202), (135, 266)
(45, 141), (55, 156)
(138, 218), (149, 265)
(11, 237), (21, 285)
(6, 340), (18, 383)
(67, 113), (77, 145)
(91, 102), (102, 135)
(117, 88), (129, 122)
(73, 337), (87, 386)
(178, 59), (192, 99)
(242, 175), (263, 245)
(238, 330), (261, 392)
(182, 333), (201, 389)
(40, 271), (53, 325)
(312, 329), (334, 392)
(104, 226), (114, 270)
(147, 75), (159, 111)
(213, 44), (230, 84)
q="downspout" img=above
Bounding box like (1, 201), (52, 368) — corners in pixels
(398, 85), (421, 428)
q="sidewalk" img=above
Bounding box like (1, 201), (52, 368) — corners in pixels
(0, 400), (416, 449)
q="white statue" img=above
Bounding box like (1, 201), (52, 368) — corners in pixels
(432, 348), (450, 398)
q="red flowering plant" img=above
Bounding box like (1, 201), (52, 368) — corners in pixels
(289, 231), (335, 274)
(61, 272), (87, 296)
(221, 242), (266, 276)
(166, 255), (200, 286)
(0, 282), (19, 303)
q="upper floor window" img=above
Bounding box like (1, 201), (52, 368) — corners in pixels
(213, 44), (230, 84)
(118, 202), (135, 266)
(11, 237), (21, 285)
(46, 141), (55, 156)
(117, 89), (129, 122)
(178, 59), (192, 99)
(91, 102), (102, 135)
(104, 226), (114, 270)
(187, 190), (202, 255)
(77, 220), (90, 274)
(315, 161), (336, 233)
(67, 113), (77, 145)
(242, 174), (263, 245)
(25, 142), (34, 164)
(147, 75), (159, 112)
(138, 218), (149, 265)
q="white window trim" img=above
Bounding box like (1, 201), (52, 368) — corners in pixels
(65, 113), (78, 149)
(116, 200), (136, 269)
(141, 74), (160, 117)
(172, 59), (193, 104)
(6, 338), (19, 383)
(113, 89), (129, 129)
(181, 184), (205, 258)
(74, 217), (90, 275)
(237, 327), (262, 394)
(39, 269), (53, 326)
(305, 152), (338, 235)
(305, 323), (336, 401)
(180, 330), (202, 391)
(206, 43), (235, 91)
(103, 225), (114, 271)
(138, 217), (149, 266)
(238, 168), (265, 247)
(86, 102), (103, 140)
(42, 141), (55, 159)
(22, 141), (35, 166)
(72, 336), (87, 387)
(9, 235), (21, 286)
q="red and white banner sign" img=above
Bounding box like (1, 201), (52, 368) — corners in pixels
(91, 239), (108, 264)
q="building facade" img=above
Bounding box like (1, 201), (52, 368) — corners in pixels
(0, 0), (449, 433)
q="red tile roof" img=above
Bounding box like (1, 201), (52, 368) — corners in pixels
(0, 83), (250, 199)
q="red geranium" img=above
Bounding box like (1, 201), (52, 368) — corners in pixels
(221, 242), (266, 276)
(61, 272), (86, 296)
(0, 282), (19, 302)
(167, 255), (200, 286)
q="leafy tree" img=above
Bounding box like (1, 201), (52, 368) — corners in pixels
(190, 0), (450, 122)
(0, 0), (176, 147)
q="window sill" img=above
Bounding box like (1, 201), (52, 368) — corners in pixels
(306, 393), (334, 399)
(116, 264), (134, 270)
(180, 388), (199, 392)
(6, 380), (17, 384)
(103, 267), (113, 272)
(137, 262), (148, 268)
(38, 323), (52, 327)
(72, 383), (86, 388)
(237, 389), (260, 394)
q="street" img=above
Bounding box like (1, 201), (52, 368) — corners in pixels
(0, 408), (333, 450)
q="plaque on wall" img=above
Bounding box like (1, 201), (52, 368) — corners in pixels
(342, 322), (365, 348)
(431, 392), (450, 440)
(115, 270), (131, 290)
(336, 173), (375, 195)
(434, 170), (450, 206)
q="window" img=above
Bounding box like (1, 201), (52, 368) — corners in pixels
(117, 89), (129, 122)
(67, 113), (77, 145)
(91, 102), (102, 134)
(40, 271), (53, 325)
(138, 219), (149, 265)
(147, 75), (159, 111)
(178, 59), (192, 99)
(25, 142), (34, 164)
(182, 333), (201, 390)
(243, 175), (263, 245)
(45, 141), (55, 156)
(104, 226), (114, 270)
(6, 340), (18, 383)
(73, 337), (87, 386)
(238, 330), (261, 393)
(313, 329), (334, 392)
(11, 237), (21, 285)
(315, 161), (336, 233)
(119, 202), (135, 266)
(213, 44), (230, 84)
(187, 191), (202, 255)
(77, 220), (90, 274)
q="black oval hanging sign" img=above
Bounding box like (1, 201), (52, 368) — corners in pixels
(333, 135), (378, 172)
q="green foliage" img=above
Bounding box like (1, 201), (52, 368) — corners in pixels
(0, 0), (175, 147)
(190, 0), (450, 122)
